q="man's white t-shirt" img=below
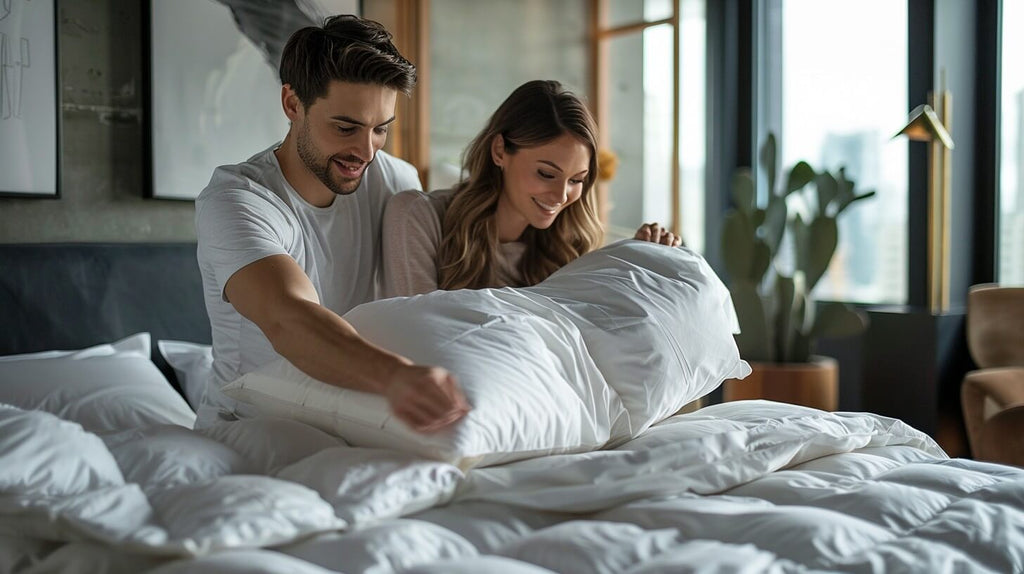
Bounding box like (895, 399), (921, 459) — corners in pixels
(194, 143), (421, 426)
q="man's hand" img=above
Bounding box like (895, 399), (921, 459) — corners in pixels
(384, 365), (471, 433)
(634, 222), (682, 247)
(225, 255), (468, 433)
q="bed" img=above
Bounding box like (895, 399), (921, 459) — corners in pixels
(1, 242), (1023, 574)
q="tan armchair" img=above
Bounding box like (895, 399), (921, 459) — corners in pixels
(962, 284), (1024, 466)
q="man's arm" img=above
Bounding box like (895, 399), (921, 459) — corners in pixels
(224, 254), (469, 432)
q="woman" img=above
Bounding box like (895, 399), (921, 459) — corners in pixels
(381, 79), (679, 297)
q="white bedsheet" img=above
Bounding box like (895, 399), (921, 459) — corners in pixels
(2, 400), (1023, 573)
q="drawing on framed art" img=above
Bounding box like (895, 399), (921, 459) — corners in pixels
(146, 0), (359, 200)
(0, 0), (60, 198)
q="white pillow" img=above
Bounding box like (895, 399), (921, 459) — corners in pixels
(223, 242), (749, 468)
(527, 240), (751, 434)
(0, 333), (196, 433)
(157, 340), (213, 410)
(224, 292), (622, 469)
(157, 340), (245, 429)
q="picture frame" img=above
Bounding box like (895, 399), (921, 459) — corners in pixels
(145, 0), (359, 201)
(0, 0), (61, 199)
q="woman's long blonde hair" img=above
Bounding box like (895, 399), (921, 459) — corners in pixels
(436, 80), (604, 290)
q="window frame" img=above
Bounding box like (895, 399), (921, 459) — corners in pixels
(588, 0), (683, 236)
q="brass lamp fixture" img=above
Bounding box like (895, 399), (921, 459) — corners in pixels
(895, 78), (954, 313)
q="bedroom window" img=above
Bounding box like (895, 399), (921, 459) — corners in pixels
(366, 0), (591, 191)
(758, 0), (909, 304)
(593, 0), (708, 253)
(999, 0), (1024, 285)
(369, 1), (707, 252)
(425, 0), (590, 192)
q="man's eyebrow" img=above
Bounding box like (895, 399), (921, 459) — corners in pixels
(539, 159), (588, 175)
(330, 115), (397, 127)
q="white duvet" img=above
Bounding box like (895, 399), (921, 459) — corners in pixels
(3, 399), (1023, 573)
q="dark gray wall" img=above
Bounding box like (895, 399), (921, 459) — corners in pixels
(0, 0), (197, 244)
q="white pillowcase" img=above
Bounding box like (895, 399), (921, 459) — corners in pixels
(0, 333), (196, 433)
(223, 241), (749, 468)
(528, 240), (750, 433)
(157, 340), (214, 410)
(157, 340), (248, 429)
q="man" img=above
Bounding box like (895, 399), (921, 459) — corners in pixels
(195, 15), (469, 432)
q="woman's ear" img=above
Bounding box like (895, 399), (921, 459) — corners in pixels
(490, 134), (506, 169)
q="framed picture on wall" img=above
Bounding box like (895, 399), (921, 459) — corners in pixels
(0, 0), (60, 199)
(145, 0), (360, 201)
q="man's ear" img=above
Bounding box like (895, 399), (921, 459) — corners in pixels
(490, 134), (506, 168)
(281, 84), (304, 122)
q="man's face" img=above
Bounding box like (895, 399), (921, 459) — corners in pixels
(294, 81), (398, 196)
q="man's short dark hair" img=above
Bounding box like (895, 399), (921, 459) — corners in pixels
(279, 14), (417, 108)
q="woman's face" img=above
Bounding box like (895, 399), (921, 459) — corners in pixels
(492, 133), (591, 242)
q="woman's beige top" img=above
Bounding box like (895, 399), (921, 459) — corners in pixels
(381, 188), (527, 298)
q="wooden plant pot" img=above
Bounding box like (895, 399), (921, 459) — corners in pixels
(723, 356), (838, 411)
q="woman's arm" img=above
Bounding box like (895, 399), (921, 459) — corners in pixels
(381, 190), (446, 297)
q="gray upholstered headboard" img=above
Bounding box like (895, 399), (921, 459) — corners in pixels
(0, 243), (211, 390)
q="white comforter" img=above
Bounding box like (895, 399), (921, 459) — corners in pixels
(2, 400), (1022, 573)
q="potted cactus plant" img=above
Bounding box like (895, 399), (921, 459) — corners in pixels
(721, 133), (875, 410)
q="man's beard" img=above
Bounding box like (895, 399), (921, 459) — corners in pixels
(296, 121), (370, 196)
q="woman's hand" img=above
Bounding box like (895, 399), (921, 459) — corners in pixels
(634, 222), (682, 247)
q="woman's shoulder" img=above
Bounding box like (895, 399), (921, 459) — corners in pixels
(387, 188), (455, 220)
